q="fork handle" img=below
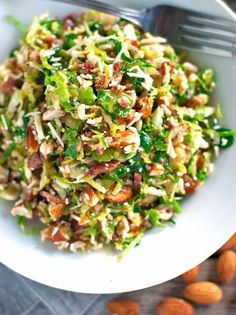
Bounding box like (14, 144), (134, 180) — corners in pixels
(52, 0), (143, 25)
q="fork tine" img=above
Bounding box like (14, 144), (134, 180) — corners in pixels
(180, 35), (236, 56)
(187, 15), (236, 34)
(188, 11), (236, 27)
(179, 24), (236, 45)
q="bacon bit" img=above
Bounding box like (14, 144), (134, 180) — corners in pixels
(81, 185), (99, 207)
(133, 171), (142, 192)
(88, 160), (120, 176)
(80, 62), (95, 71)
(44, 37), (55, 47)
(113, 62), (123, 72)
(197, 154), (205, 171)
(0, 78), (15, 94)
(110, 129), (136, 148)
(28, 152), (43, 170)
(160, 61), (175, 77)
(40, 191), (65, 204)
(25, 192), (34, 202)
(130, 225), (142, 232)
(111, 84), (126, 93)
(96, 147), (105, 156)
(95, 73), (106, 89)
(49, 203), (66, 221)
(27, 125), (39, 154)
(30, 51), (41, 63)
(130, 39), (139, 47)
(135, 96), (152, 119)
(183, 174), (197, 194)
(62, 14), (77, 30)
(105, 186), (133, 204)
(124, 83), (133, 91)
(118, 96), (131, 109)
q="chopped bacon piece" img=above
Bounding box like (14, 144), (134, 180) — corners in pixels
(28, 152), (43, 170)
(111, 84), (126, 93)
(113, 62), (123, 72)
(40, 191), (65, 204)
(30, 51), (41, 63)
(118, 96), (131, 109)
(130, 39), (139, 47)
(44, 37), (55, 47)
(160, 61), (175, 77)
(133, 171), (142, 192)
(80, 62), (95, 71)
(95, 73), (106, 89)
(88, 160), (120, 176)
(183, 174), (196, 194)
(62, 14), (77, 30)
(0, 78), (15, 94)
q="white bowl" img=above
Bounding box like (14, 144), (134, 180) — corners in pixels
(0, 0), (236, 294)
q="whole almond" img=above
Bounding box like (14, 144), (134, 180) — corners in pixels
(157, 297), (195, 315)
(217, 250), (236, 284)
(182, 265), (199, 284)
(107, 299), (140, 315)
(220, 233), (236, 252)
(184, 281), (223, 304)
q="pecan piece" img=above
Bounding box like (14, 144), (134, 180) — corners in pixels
(40, 191), (65, 204)
(88, 160), (120, 176)
(28, 152), (43, 170)
(105, 186), (133, 204)
(49, 203), (66, 221)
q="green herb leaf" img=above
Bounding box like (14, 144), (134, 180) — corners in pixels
(64, 33), (78, 50)
(139, 131), (152, 153)
(0, 142), (16, 164)
(98, 38), (122, 54)
(64, 145), (78, 160)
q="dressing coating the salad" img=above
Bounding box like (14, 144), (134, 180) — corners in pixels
(0, 11), (234, 253)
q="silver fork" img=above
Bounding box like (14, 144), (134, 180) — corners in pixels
(51, 0), (236, 57)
